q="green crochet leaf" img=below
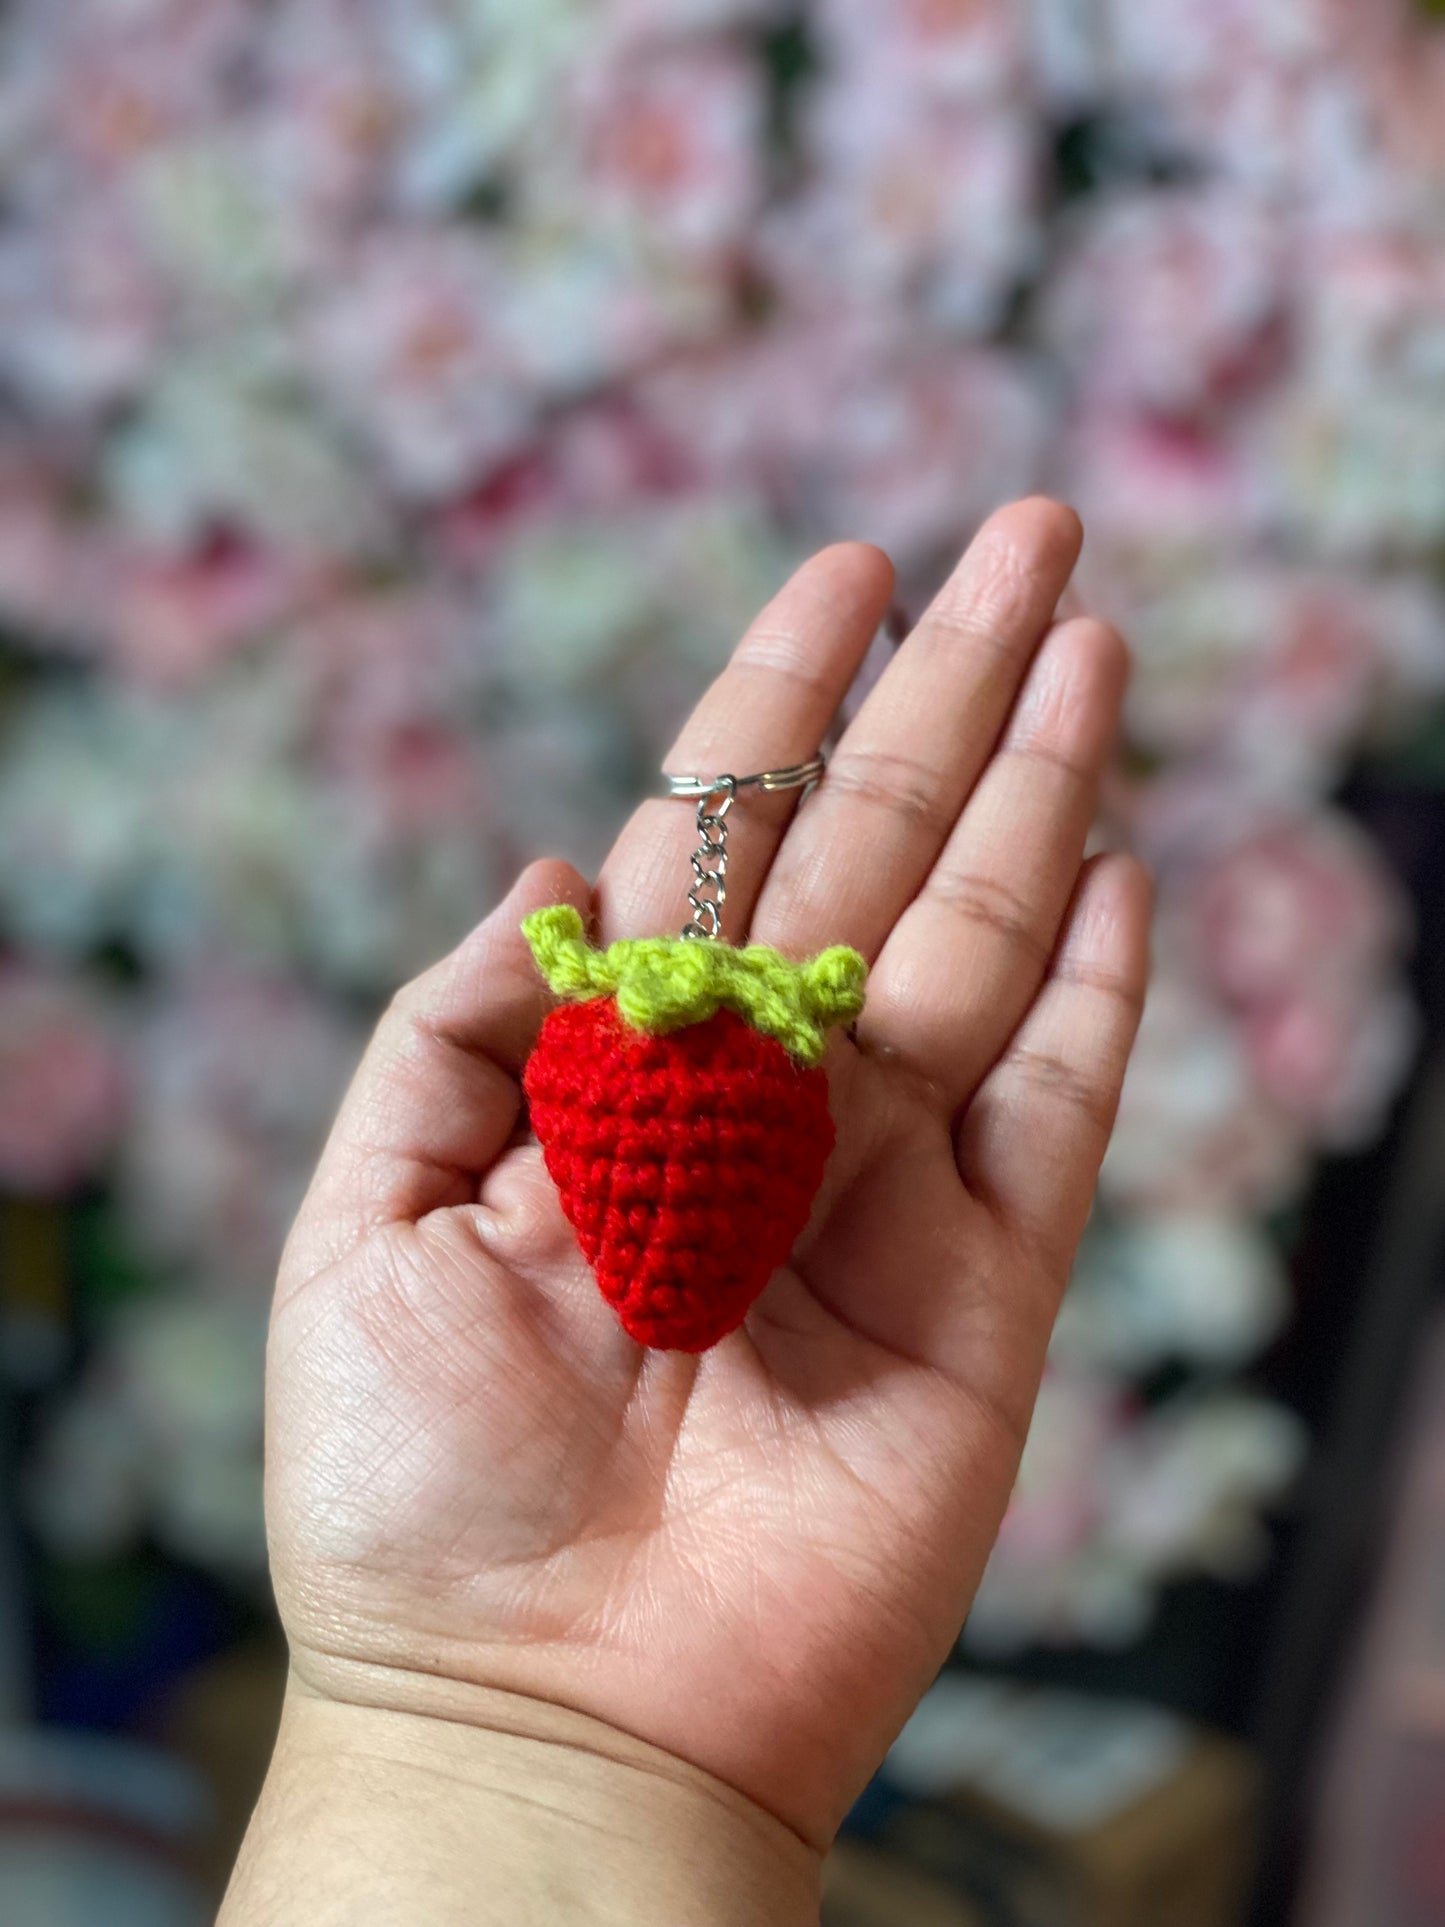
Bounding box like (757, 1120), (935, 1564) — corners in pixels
(522, 904), (866, 1067)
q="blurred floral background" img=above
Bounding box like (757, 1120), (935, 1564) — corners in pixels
(3, 1), (1445, 1916)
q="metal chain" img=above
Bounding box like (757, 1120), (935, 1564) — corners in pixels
(680, 778), (734, 941)
(663, 756), (827, 943)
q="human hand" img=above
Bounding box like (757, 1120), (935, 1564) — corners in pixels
(243, 499), (1149, 1918)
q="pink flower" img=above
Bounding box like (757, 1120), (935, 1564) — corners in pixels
(0, 474), (348, 683)
(1295, 230), (1445, 396)
(1226, 581), (1388, 782)
(1191, 815), (1409, 1006)
(301, 228), (533, 500)
(1243, 979), (1416, 1149)
(428, 447), (575, 571)
(543, 43), (765, 259)
(1084, 0), (1445, 212)
(1309, 1), (1445, 196)
(1173, 812), (1418, 1144)
(1120, 764), (1276, 878)
(105, 534), (327, 687)
(118, 966), (361, 1292)
(1114, 570), (1326, 771)
(0, 0), (254, 193)
(302, 222), (703, 502)
(297, 585), (481, 736)
(1046, 189), (1291, 421)
(1098, 0), (1334, 108)
(1094, 560), (1445, 784)
(1061, 411), (1264, 551)
(342, 723), (487, 839)
(0, 200), (170, 419)
(432, 398), (703, 574)
(639, 316), (1049, 565)
(251, 0), (402, 226)
(814, 0), (1025, 102)
(0, 966), (128, 1196)
(0, 465), (90, 645)
(767, 92), (1040, 336)
(631, 331), (819, 499)
(299, 587), (492, 840)
(795, 335), (1048, 566)
(1226, 573), (1445, 779)
(1269, 230), (1445, 555)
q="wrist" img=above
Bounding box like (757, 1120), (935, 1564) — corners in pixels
(221, 1673), (822, 1927)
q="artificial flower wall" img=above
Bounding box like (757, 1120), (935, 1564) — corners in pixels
(3, 0), (1444, 1647)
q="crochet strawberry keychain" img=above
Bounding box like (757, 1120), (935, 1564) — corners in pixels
(521, 758), (866, 1352)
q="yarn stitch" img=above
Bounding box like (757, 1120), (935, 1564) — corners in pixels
(520, 906), (865, 1350)
(522, 903), (865, 1067)
(524, 1000), (835, 1350)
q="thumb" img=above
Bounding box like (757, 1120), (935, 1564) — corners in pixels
(281, 858), (590, 1289)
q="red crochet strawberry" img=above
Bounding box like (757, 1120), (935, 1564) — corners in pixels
(521, 905), (867, 1352)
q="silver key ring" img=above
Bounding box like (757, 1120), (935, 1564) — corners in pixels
(661, 756), (827, 942)
(662, 757), (827, 800)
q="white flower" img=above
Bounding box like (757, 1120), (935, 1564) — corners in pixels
(301, 229), (534, 501)
(1055, 1212), (1290, 1374)
(768, 90), (1041, 338)
(106, 343), (390, 556)
(1102, 968), (1309, 1216)
(26, 1296), (269, 1573)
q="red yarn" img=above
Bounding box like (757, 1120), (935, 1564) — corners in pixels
(523, 998), (835, 1351)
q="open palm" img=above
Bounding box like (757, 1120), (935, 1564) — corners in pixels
(266, 499), (1150, 1852)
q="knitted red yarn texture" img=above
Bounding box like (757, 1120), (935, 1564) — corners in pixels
(523, 997), (835, 1352)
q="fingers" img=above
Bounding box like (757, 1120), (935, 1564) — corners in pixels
(860, 615), (1129, 1099)
(750, 498), (1083, 960)
(594, 542), (895, 942)
(956, 853), (1152, 1268)
(282, 858), (590, 1283)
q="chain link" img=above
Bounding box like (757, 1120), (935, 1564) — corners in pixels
(680, 778), (734, 941)
(664, 756), (827, 943)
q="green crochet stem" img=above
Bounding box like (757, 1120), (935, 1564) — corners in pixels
(522, 905), (866, 1068)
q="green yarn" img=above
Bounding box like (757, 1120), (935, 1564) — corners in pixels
(522, 904), (866, 1067)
